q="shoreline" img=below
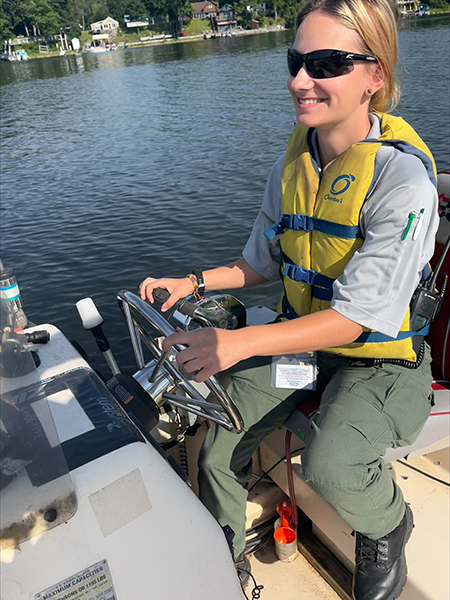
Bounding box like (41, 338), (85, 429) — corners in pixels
(6, 27), (287, 61)
(5, 11), (450, 62)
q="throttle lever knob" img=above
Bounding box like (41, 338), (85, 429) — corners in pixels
(153, 288), (170, 304)
(152, 287), (197, 320)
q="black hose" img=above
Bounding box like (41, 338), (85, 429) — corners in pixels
(178, 438), (189, 478)
(374, 339), (425, 369)
(429, 231), (450, 291)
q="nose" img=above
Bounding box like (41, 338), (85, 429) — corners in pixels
(289, 66), (315, 90)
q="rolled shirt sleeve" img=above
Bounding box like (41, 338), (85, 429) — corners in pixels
(242, 156), (283, 281)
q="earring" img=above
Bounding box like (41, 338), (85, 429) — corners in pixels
(367, 89), (373, 95)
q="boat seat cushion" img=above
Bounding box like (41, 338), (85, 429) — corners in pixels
(426, 171), (450, 381)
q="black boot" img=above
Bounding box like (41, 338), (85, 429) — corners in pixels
(352, 504), (414, 600)
(235, 553), (251, 589)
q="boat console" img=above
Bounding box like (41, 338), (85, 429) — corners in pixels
(0, 323), (243, 600)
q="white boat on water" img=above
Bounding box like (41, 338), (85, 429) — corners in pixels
(13, 49), (29, 60)
(87, 39), (118, 54)
(0, 172), (449, 600)
(87, 42), (108, 54)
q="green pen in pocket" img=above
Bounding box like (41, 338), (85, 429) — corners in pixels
(402, 212), (416, 241)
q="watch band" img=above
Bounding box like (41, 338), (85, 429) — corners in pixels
(193, 269), (205, 295)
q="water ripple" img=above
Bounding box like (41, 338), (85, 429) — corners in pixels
(1, 21), (449, 374)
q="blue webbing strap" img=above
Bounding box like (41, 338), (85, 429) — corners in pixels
(312, 286), (333, 301)
(282, 253), (334, 290)
(422, 262), (432, 281)
(280, 252), (335, 301)
(276, 300), (430, 343)
(276, 293), (298, 321)
(354, 325), (429, 343)
(280, 286), (333, 304)
(265, 214), (361, 241)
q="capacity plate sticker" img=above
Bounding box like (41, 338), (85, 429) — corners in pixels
(35, 560), (117, 600)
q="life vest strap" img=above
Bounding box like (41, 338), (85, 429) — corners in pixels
(281, 254), (431, 307)
(354, 326), (429, 343)
(282, 254), (334, 290)
(312, 286), (333, 301)
(264, 214), (361, 241)
(278, 294), (429, 343)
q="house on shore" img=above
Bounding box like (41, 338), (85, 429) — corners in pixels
(216, 4), (237, 33)
(191, 2), (237, 33)
(191, 2), (219, 21)
(90, 17), (119, 36)
(396, 0), (419, 13)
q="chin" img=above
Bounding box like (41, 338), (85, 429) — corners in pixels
(295, 113), (322, 129)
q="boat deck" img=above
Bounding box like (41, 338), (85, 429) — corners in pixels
(184, 418), (449, 600)
(250, 540), (342, 600)
(257, 427), (450, 600)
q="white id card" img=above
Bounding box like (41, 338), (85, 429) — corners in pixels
(271, 353), (317, 390)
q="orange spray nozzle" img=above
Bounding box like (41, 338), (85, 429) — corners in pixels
(276, 501), (292, 529)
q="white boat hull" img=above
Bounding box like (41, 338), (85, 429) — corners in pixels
(0, 325), (243, 600)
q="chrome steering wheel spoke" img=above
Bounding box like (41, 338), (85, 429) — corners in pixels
(117, 290), (244, 432)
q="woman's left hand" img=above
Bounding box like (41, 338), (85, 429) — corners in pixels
(162, 327), (245, 382)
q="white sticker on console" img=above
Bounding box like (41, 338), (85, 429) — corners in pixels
(35, 559), (117, 600)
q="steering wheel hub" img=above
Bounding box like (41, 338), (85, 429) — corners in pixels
(117, 291), (244, 432)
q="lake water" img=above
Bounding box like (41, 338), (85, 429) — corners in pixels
(1, 17), (449, 373)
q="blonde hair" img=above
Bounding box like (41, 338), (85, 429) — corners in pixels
(295, 0), (400, 112)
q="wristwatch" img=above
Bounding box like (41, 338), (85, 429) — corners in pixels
(193, 269), (205, 296)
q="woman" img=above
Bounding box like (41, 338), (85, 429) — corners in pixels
(140, 0), (439, 597)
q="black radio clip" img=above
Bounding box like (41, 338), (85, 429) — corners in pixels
(410, 233), (450, 331)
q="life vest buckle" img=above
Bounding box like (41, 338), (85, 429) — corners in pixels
(289, 214), (314, 232)
(283, 264), (315, 285)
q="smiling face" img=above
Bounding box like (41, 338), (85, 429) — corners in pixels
(288, 11), (383, 136)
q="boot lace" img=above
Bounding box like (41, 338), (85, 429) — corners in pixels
(355, 533), (383, 565)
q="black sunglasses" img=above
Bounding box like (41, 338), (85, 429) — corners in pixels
(287, 48), (378, 79)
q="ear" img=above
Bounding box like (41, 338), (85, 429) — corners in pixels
(368, 63), (385, 95)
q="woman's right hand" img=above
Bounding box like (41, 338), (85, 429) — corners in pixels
(139, 276), (193, 312)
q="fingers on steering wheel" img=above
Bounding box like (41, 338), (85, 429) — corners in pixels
(176, 345), (199, 367)
(192, 368), (208, 383)
(140, 278), (156, 302)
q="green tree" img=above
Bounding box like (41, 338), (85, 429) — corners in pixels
(234, 0), (259, 28)
(31, 0), (63, 35)
(0, 0), (16, 39)
(283, 0), (305, 28)
(1, 0), (65, 36)
(141, 0), (167, 20)
(1, 0), (33, 36)
(165, 0), (192, 24)
(428, 0), (450, 8)
(0, 15), (13, 41)
(65, 0), (106, 31)
(127, 0), (148, 19)
(105, 0), (150, 24)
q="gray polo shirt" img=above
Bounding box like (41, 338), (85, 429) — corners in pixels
(242, 117), (439, 338)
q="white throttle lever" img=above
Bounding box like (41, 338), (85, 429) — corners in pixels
(76, 297), (120, 376)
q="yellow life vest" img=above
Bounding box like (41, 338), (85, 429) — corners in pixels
(270, 113), (437, 361)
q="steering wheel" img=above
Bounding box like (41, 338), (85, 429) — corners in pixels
(117, 290), (244, 432)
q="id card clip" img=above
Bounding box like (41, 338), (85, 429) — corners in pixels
(271, 352), (317, 390)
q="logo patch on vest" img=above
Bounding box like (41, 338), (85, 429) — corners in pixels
(325, 174), (356, 203)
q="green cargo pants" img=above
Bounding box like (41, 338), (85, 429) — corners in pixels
(198, 347), (434, 558)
